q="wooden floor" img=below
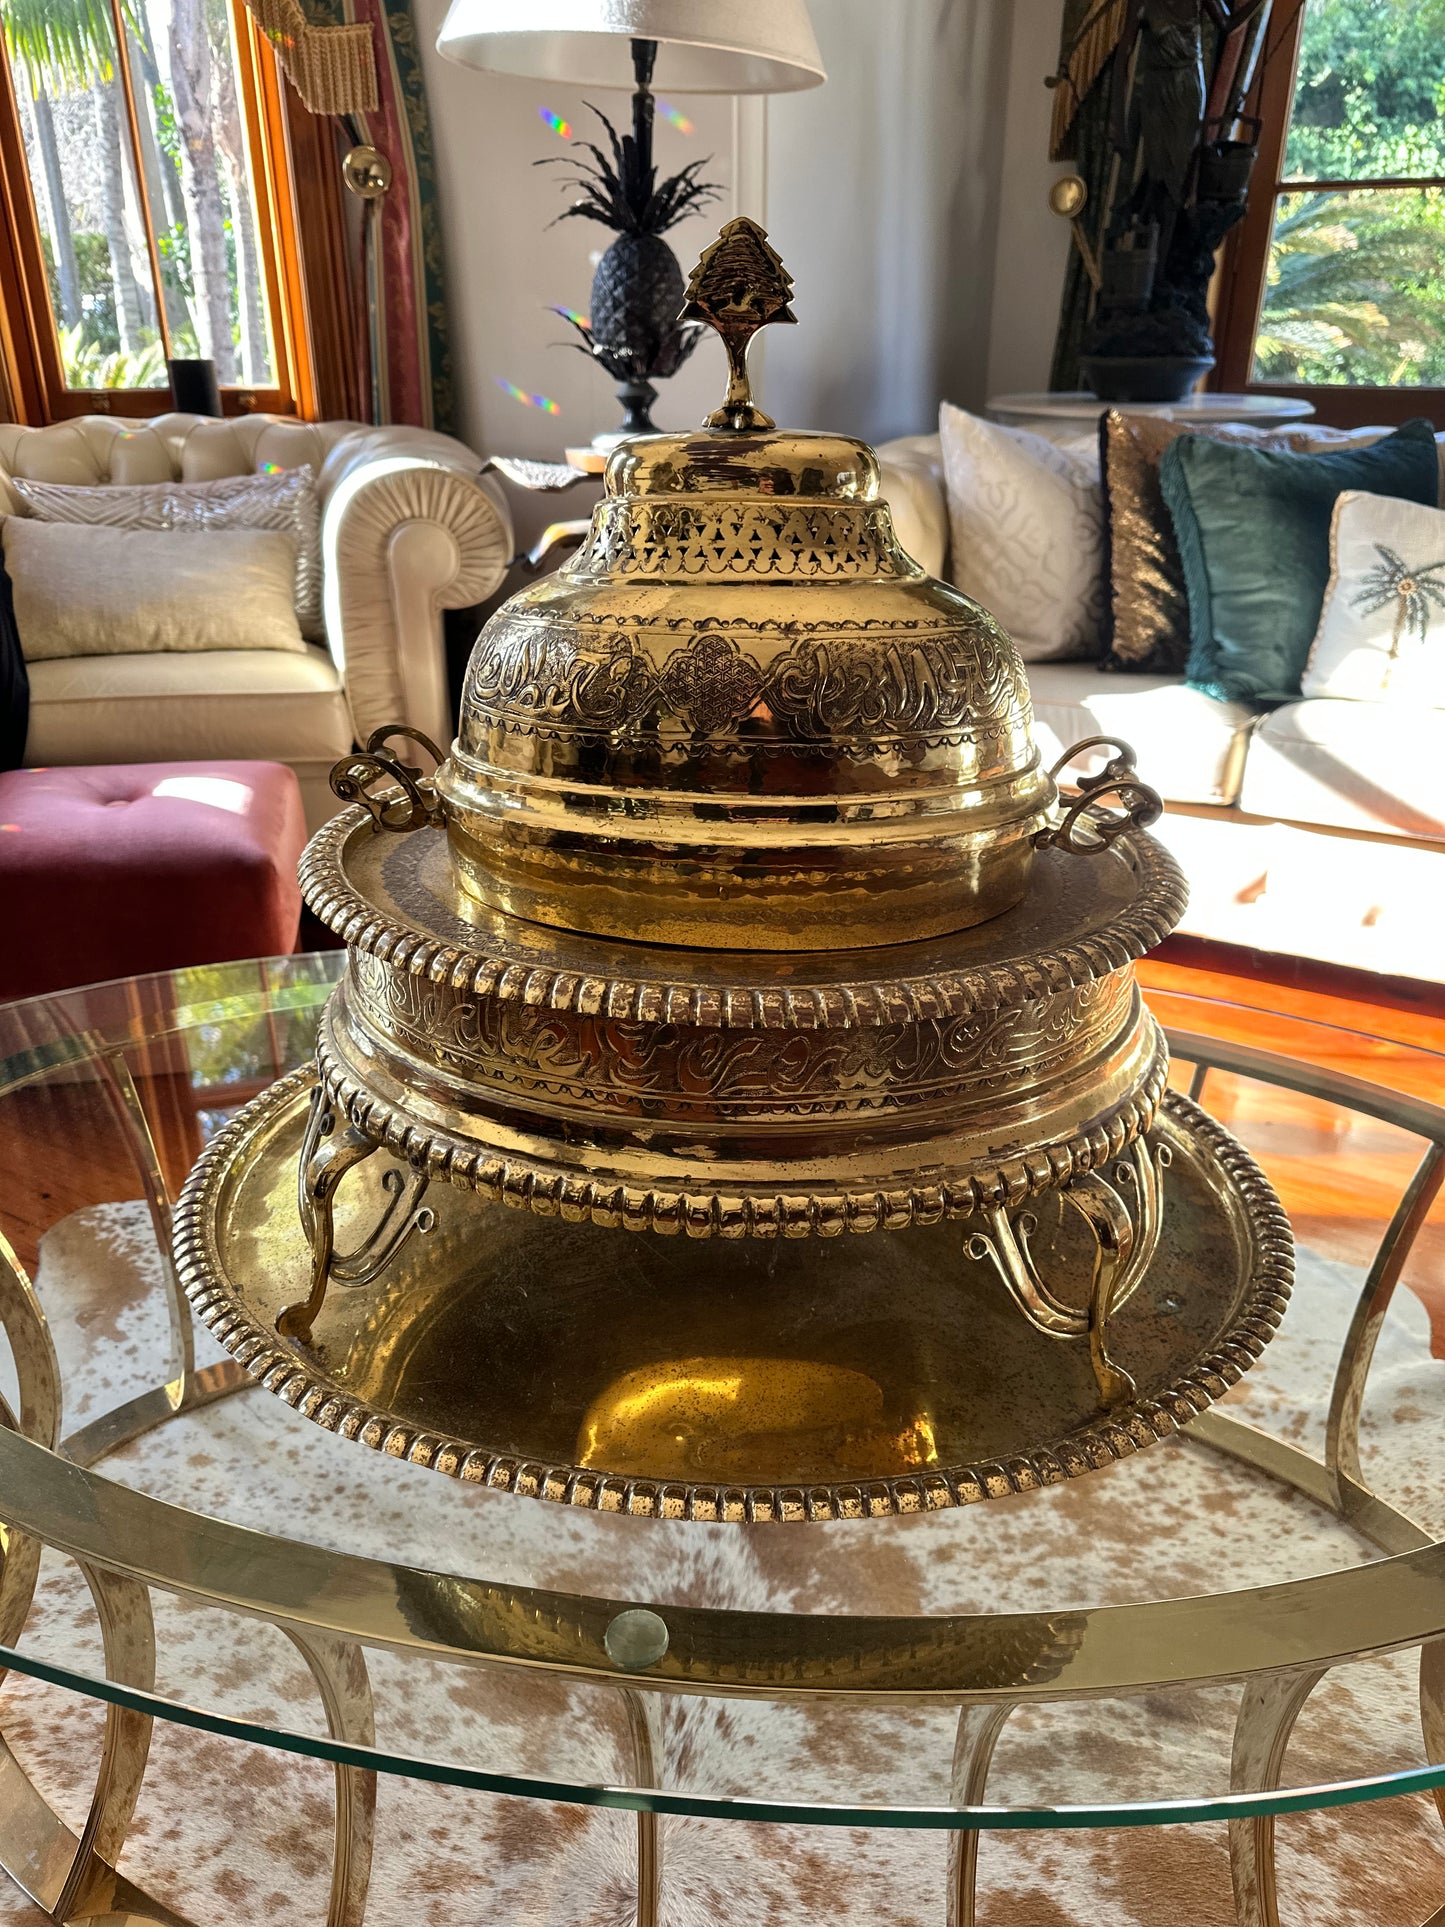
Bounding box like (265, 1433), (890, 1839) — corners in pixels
(1140, 940), (1445, 1354)
(2, 940), (1442, 1349)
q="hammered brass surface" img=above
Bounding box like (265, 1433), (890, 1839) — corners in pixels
(424, 227), (1197, 949)
(313, 990), (1167, 1231)
(436, 227), (1059, 950)
(175, 1079), (1292, 1520)
(270, 217), (1211, 1510)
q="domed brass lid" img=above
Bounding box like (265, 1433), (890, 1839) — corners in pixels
(436, 219), (1056, 952)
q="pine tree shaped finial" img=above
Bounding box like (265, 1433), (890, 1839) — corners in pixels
(680, 218), (797, 431)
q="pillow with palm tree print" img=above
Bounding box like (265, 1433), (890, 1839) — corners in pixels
(1305, 490), (1445, 707)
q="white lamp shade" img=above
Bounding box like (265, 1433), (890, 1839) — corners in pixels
(435, 0), (825, 94)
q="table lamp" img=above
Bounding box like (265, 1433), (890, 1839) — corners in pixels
(436, 0), (825, 440)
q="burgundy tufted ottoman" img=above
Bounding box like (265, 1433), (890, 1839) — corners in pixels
(0, 762), (307, 1002)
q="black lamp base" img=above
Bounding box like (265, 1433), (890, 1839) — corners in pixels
(614, 377), (659, 437)
(168, 358), (222, 416)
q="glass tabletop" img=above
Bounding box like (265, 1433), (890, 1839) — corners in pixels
(0, 959), (1442, 1868)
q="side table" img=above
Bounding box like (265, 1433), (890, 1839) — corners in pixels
(482, 453), (600, 570)
(989, 391), (1317, 432)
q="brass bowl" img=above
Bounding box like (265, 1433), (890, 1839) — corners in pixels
(170, 218), (1271, 1523)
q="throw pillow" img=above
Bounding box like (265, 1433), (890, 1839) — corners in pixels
(2, 521), (305, 661)
(1160, 419), (1440, 704)
(1304, 489), (1445, 707)
(12, 465), (324, 641)
(938, 402), (1103, 660)
(1098, 413), (1385, 675)
(0, 542), (27, 771)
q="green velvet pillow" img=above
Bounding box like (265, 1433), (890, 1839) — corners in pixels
(1161, 419), (1439, 703)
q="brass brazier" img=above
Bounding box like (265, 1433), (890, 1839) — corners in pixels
(175, 221), (1291, 1520)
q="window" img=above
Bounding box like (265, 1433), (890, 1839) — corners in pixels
(0, 0), (315, 418)
(1215, 0), (1445, 424)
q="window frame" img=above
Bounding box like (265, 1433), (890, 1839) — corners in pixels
(0, 0), (316, 422)
(1212, 0), (1445, 427)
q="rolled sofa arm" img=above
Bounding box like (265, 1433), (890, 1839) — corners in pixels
(320, 427), (514, 750)
(875, 433), (949, 580)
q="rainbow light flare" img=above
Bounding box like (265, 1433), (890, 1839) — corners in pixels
(657, 99), (694, 135)
(496, 376), (561, 416)
(558, 307), (589, 329)
(538, 106), (572, 138)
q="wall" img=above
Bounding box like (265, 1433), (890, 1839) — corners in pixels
(763, 0), (1012, 441)
(414, 0), (737, 475)
(986, 0), (1073, 402)
(415, 0), (1071, 484)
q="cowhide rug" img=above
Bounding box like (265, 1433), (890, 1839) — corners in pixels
(0, 1200), (1441, 1926)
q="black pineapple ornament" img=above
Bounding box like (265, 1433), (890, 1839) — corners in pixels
(541, 42), (720, 440)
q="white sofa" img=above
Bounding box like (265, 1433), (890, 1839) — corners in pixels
(0, 414), (514, 829)
(877, 432), (1443, 982)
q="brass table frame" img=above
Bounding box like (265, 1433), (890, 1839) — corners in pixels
(0, 1009), (1443, 1927)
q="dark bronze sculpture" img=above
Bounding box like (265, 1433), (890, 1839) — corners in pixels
(1049, 0), (1273, 398)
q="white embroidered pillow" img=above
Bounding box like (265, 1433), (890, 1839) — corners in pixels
(12, 465), (323, 641)
(937, 402), (1104, 661)
(1304, 490), (1445, 707)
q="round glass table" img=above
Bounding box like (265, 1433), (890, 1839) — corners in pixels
(0, 956), (1441, 1927)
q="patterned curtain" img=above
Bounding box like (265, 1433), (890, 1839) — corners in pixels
(245, 0), (455, 431)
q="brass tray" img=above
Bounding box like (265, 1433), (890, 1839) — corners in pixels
(299, 810), (1182, 1235)
(301, 806), (1187, 1028)
(176, 1075), (1292, 1523)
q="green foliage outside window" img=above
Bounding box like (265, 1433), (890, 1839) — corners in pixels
(1, 0), (272, 388)
(1255, 0), (1445, 385)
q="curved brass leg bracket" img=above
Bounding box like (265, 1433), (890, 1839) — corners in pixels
(622, 1689), (661, 1927)
(286, 1629), (376, 1927)
(966, 1136), (1171, 1409)
(1229, 1668), (1327, 1927)
(1421, 1639), (1445, 1834)
(947, 1703), (1012, 1927)
(279, 1085), (435, 1344)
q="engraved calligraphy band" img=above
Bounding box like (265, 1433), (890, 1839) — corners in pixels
(330, 724), (446, 833)
(1035, 737), (1164, 856)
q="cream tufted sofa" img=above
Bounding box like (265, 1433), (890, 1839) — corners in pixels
(0, 414), (513, 828)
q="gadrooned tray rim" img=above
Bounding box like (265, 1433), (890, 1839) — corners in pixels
(299, 809), (1189, 1033)
(173, 1074), (1294, 1525)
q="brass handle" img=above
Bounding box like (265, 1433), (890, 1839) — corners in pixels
(1035, 736), (1163, 856)
(330, 723), (445, 832)
(965, 1136), (1172, 1409)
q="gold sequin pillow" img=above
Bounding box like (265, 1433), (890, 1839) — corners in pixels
(1099, 414), (1382, 674)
